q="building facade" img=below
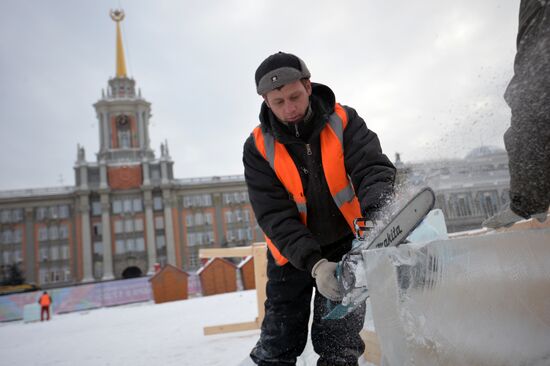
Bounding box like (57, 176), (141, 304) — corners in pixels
(404, 146), (511, 233)
(0, 11), (261, 288)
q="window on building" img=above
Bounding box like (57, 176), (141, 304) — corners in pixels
(133, 199), (142, 212)
(118, 129), (131, 148)
(38, 227), (48, 241)
(134, 218), (143, 232)
(13, 229), (22, 243)
(205, 213), (212, 225)
(0, 210), (10, 223)
(113, 201), (122, 214)
(2, 230), (13, 244)
(49, 206), (59, 219)
(36, 207), (47, 221)
(94, 262), (103, 279)
(115, 239), (125, 254)
(235, 210), (243, 222)
(202, 194), (212, 206)
(207, 231), (215, 244)
(189, 250), (199, 269)
(126, 238), (136, 252)
(49, 246), (59, 261)
(136, 237), (145, 251)
(91, 201), (102, 216)
(93, 242), (103, 255)
(48, 226), (59, 240)
(59, 224), (69, 239)
(151, 167), (161, 181)
(225, 211), (233, 224)
(455, 194), (473, 217)
(60, 245), (70, 260)
(64, 268), (71, 281)
(12, 209), (23, 223)
(194, 213), (203, 226)
(156, 235), (166, 249)
(123, 199), (132, 213)
(155, 216), (165, 230)
(92, 222), (102, 237)
(246, 228), (253, 241)
(114, 220), (123, 234)
(40, 247), (48, 261)
(153, 196), (163, 211)
(39, 269), (49, 284)
(187, 233), (196, 247)
(186, 214), (193, 227)
(479, 191), (499, 217)
(58, 205), (69, 219)
(244, 210), (250, 223)
(223, 193), (232, 205)
(226, 230), (234, 242)
(124, 219), (134, 233)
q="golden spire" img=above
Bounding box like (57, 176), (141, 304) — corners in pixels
(110, 9), (127, 78)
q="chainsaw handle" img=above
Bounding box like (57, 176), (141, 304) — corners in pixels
(353, 217), (375, 240)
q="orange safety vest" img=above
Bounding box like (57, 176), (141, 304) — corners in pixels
(253, 103), (362, 265)
(39, 294), (51, 306)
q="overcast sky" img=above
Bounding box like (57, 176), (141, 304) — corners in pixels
(0, 1), (519, 190)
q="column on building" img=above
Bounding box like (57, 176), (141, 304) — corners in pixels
(24, 207), (36, 283)
(137, 108), (145, 150)
(100, 194), (114, 280)
(102, 111), (110, 151)
(213, 193), (224, 245)
(79, 194), (94, 282)
(143, 189), (157, 274)
(142, 159), (151, 186)
(162, 189), (176, 266)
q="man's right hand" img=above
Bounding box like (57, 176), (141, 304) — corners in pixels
(311, 259), (342, 301)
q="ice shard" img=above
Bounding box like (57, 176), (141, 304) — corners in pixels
(366, 228), (550, 366)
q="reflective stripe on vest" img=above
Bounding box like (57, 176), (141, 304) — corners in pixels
(252, 103), (362, 266)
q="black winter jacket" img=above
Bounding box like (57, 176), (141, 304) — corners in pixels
(243, 83), (395, 273)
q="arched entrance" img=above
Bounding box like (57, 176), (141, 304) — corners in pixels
(122, 266), (143, 279)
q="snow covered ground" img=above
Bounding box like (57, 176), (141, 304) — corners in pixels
(0, 290), (375, 365)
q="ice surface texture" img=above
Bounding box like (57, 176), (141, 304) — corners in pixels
(366, 228), (550, 366)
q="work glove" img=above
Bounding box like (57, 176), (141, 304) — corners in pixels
(311, 259), (342, 301)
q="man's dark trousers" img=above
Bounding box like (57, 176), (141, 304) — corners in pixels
(250, 239), (366, 365)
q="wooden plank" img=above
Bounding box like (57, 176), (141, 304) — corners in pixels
(450, 214), (550, 239)
(203, 320), (259, 336)
(199, 246), (253, 258)
(360, 329), (381, 365)
(252, 243), (268, 324)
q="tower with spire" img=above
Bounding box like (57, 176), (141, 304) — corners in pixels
(74, 9), (177, 281)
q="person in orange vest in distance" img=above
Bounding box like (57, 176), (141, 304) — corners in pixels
(38, 291), (52, 321)
(243, 52), (396, 365)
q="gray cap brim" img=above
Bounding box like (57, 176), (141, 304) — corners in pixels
(256, 64), (311, 95)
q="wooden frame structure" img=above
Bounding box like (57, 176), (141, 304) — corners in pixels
(199, 243), (268, 336)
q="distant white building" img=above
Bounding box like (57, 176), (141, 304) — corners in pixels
(402, 146), (510, 233)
